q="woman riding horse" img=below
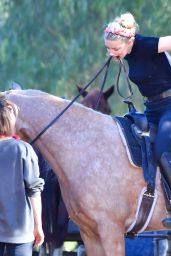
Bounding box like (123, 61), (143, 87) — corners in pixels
(104, 12), (171, 228)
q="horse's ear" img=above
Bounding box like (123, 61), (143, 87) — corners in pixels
(103, 85), (115, 99)
(10, 81), (22, 90)
(76, 84), (88, 98)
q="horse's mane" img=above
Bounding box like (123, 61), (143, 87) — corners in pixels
(8, 89), (50, 97)
(6, 89), (103, 117)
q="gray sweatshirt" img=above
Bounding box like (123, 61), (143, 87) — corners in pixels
(0, 138), (44, 243)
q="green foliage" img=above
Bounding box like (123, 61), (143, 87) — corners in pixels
(0, 0), (170, 114)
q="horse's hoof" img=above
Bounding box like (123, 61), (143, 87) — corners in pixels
(162, 218), (171, 229)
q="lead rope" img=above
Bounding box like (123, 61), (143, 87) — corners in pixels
(30, 56), (112, 145)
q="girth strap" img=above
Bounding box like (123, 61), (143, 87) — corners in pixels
(126, 186), (158, 237)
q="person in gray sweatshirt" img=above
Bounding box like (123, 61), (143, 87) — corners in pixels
(0, 94), (44, 256)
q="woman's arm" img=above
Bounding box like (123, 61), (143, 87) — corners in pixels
(22, 142), (44, 246)
(158, 36), (171, 53)
(30, 196), (44, 246)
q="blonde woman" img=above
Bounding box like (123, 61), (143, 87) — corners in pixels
(104, 12), (171, 228)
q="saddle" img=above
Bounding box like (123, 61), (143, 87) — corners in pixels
(114, 100), (171, 237)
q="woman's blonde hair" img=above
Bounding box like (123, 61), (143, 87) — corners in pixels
(104, 12), (139, 41)
(0, 94), (19, 136)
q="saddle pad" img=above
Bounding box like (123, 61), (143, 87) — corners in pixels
(114, 116), (142, 167)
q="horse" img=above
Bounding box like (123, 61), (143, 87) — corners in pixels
(76, 84), (114, 114)
(3, 89), (167, 256)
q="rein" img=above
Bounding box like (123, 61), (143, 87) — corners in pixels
(116, 59), (133, 100)
(93, 58), (133, 111)
(30, 56), (112, 145)
(94, 56), (111, 110)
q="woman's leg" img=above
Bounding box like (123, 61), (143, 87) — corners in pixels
(5, 242), (33, 256)
(154, 110), (171, 161)
(154, 110), (171, 193)
(154, 110), (171, 189)
(154, 110), (171, 228)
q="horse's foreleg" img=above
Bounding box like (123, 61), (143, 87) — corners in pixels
(98, 223), (125, 256)
(80, 231), (105, 256)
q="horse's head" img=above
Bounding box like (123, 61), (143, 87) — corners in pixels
(76, 84), (114, 114)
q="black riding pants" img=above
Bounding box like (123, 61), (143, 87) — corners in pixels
(144, 97), (171, 163)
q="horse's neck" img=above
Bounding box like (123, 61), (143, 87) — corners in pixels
(10, 92), (120, 187)
(19, 97), (99, 140)
(18, 96), (114, 171)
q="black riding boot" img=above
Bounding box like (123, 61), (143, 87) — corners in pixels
(160, 152), (171, 228)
